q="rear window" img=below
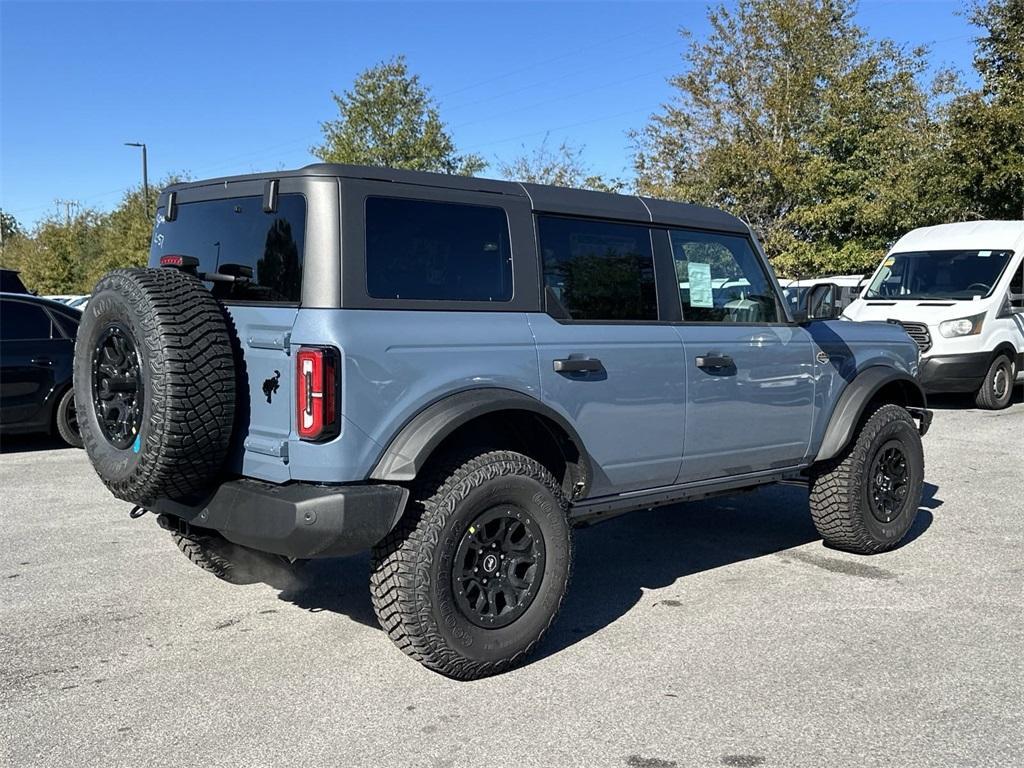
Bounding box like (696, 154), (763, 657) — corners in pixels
(365, 197), (513, 302)
(150, 194), (306, 303)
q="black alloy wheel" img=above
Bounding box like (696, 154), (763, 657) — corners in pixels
(452, 506), (546, 628)
(92, 324), (144, 449)
(868, 441), (910, 524)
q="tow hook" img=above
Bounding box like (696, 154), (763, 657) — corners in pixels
(128, 505), (148, 519)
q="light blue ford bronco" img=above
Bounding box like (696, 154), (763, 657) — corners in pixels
(73, 164), (932, 679)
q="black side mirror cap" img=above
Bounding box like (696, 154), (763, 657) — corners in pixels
(803, 282), (840, 321)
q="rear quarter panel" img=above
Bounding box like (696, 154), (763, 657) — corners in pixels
(287, 309), (540, 483)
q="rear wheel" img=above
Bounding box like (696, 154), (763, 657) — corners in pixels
(370, 450), (572, 680)
(809, 404), (924, 554)
(55, 387), (82, 448)
(975, 353), (1015, 410)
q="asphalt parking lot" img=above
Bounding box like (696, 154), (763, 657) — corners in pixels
(2, 391), (1022, 768)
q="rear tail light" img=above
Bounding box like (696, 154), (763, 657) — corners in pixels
(296, 346), (340, 441)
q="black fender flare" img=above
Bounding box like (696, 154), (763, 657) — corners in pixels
(814, 366), (928, 463)
(368, 387), (592, 489)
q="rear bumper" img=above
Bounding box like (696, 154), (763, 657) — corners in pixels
(151, 479), (409, 560)
(918, 352), (990, 394)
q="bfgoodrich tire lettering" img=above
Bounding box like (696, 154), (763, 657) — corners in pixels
(809, 404), (924, 554)
(370, 450), (572, 680)
(74, 268), (236, 505)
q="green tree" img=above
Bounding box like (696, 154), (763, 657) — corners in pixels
(16, 208), (105, 295)
(946, 0), (1024, 219)
(87, 183), (162, 287)
(497, 136), (626, 192)
(633, 0), (949, 277)
(313, 56), (485, 175)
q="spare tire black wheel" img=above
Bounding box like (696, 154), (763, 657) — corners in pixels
(74, 268), (237, 505)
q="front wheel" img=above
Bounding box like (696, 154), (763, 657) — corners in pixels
(975, 353), (1015, 410)
(809, 404), (924, 554)
(370, 450), (572, 680)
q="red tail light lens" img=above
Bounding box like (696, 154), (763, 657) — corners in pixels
(296, 346), (340, 441)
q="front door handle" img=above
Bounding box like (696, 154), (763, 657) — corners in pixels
(31, 357), (53, 367)
(695, 354), (734, 369)
(553, 357), (603, 373)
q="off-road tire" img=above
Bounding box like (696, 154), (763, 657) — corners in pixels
(370, 450), (572, 680)
(975, 353), (1015, 410)
(55, 387), (82, 448)
(74, 268), (236, 505)
(809, 404), (924, 554)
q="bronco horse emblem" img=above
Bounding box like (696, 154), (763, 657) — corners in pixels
(262, 370), (281, 404)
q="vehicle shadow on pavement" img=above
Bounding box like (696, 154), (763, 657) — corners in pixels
(275, 553), (379, 628)
(533, 481), (938, 662)
(269, 480), (939, 652)
(0, 434), (74, 454)
(928, 383), (1023, 410)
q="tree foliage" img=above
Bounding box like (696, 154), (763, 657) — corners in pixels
(945, 0), (1024, 219)
(633, 0), (952, 277)
(3, 177), (182, 295)
(497, 136), (625, 192)
(312, 55), (485, 176)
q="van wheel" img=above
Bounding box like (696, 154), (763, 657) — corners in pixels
(55, 387), (83, 448)
(370, 450), (572, 680)
(975, 354), (1015, 410)
(808, 404), (924, 554)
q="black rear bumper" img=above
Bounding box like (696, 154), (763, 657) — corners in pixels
(918, 352), (990, 394)
(151, 479), (409, 560)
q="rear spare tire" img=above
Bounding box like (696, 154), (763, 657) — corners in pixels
(74, 268), (236, 505)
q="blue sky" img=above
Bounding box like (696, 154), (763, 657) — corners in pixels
(2, 1), (979, 227)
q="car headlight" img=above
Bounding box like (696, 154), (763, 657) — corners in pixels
(938, 313), (985, 338)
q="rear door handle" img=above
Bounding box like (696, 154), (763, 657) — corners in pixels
(553, 357), (603, 373)
(695, 354), (734, 369)
(31, 357), (53, 367)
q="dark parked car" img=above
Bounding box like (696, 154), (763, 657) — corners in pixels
(0, 293), (82, 447)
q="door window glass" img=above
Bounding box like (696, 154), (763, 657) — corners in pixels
(669, 230), (779, 323)
(1, 301), (54, 340)
(538, 216), (657, 321)
(1010, 260), (1024, 309)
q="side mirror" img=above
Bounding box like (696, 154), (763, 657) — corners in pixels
(796, 283), (839, 322)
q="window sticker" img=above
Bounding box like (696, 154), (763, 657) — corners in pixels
(688, 262), (714, 308)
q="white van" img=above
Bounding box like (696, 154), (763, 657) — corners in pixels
(844, 221), (1024, 409)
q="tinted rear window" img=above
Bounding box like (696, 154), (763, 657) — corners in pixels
(150, 194), (305, 303)
(365, 197), (513, 302)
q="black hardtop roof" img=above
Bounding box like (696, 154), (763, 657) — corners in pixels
(164, 162), (750, 234)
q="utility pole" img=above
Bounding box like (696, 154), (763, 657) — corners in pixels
(124, 142), (150, 220)
(55, 199), (80, 223)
